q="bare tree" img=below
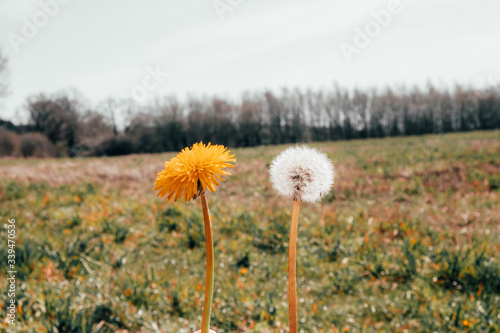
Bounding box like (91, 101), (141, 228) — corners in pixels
(26, 93), (82, 154)
(11, 82), (500, 157)
(0, 48), (9, 98)
(97, 98), (120, 135)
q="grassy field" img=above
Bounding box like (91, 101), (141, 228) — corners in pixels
(0, 130), (499, 332)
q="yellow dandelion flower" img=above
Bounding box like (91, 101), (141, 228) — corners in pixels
(462, 320), (472, 327)
(154, 142), (236, 202)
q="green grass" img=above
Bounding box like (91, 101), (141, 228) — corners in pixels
(0, 130), (499, 332)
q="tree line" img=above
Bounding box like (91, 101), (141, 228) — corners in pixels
(1, 85), (499, 157)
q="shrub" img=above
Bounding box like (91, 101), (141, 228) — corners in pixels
(489, 174), (500, 191)
(19, 132), (56, 157)
(0, 127), (20, 156)
(94, 134), (134, 156)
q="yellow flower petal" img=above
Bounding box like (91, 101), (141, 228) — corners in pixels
(154, 142), (236, 202)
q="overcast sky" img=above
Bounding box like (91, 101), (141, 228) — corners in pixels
(1, 0), (499, 123)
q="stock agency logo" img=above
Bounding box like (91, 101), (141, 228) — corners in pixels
(7, 0), (73, 53)
(339, 0), (408, 63)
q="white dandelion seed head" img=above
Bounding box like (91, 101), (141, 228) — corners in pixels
(269, 146), (335, 203)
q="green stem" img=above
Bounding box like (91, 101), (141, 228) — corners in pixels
(288, 199), (301, 333)
(200, 191), (214, 333)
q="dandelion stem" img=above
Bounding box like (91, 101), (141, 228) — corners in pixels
(288, 199), (301, 333)
(200, 191), (214, 333)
